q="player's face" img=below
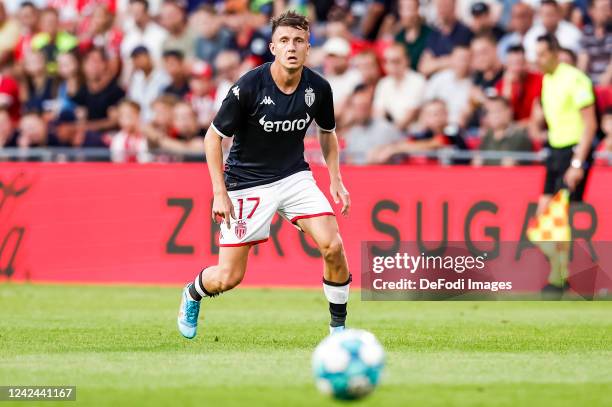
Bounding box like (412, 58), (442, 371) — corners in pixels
(270, 26), (310, 71)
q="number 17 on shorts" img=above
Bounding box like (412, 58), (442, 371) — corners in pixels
(218, 171), (335, 247)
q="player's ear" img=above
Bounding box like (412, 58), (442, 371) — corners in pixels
(269, 41), (276, 56)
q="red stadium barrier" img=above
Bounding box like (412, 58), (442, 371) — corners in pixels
(1, 163), (611, 286)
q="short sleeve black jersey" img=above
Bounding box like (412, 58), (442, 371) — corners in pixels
(211, 62), (335, 191)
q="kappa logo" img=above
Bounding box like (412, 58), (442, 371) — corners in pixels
(260, 96), (275, 105)
(234, 220), (247, 240)
(305, 87), (315, 107)
(232, 86), (240, 99)
(259, 113), (310, 132)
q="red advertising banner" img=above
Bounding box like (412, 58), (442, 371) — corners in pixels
(1, 163), (611, 286)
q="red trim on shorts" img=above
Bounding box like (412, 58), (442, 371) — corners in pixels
(290, 212), (335, 223)
(219, 238), (269, 247)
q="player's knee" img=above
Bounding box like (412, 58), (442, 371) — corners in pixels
(320, 236), (345, 265)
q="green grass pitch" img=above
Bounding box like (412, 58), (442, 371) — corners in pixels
(0, 284), (611, 406)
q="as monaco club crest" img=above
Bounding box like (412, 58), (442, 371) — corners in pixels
(235, 220), (247, 240)
(305, 87), (315, 107)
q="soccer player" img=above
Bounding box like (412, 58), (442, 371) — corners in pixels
(177, 11), (351, 339)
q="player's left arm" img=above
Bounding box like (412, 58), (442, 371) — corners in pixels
(564, 73), (597, 191)
(319, 128), (350, 216)
(564, 103), (597, 190)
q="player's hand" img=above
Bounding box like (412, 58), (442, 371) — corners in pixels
(212, 192), (236, 229)
(330, 179), (350, 216)
(564, 167), (584, 191)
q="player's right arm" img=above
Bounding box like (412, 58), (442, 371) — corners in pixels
(205, 126), (235, 229)
(206, 78), (248, 229)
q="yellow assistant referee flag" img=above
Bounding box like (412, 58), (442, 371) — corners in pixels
(527, 189), (571, 257)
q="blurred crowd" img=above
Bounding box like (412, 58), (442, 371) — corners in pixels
(0, 0), (610, 164)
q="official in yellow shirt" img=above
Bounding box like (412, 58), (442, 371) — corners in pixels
(535, 33), (597, 212)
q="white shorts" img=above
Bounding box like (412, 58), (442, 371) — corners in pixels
(219, 171), (334, 247)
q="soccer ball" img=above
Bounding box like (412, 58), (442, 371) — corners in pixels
(312, 329), (385, 400)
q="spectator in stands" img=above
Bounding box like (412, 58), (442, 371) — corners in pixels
(110, 99), (150, 162)
(16, 2), (38, 35)
(558, 0), (583, 26)
(78, 4), (122, 79)
(128, 46), (170, 122)
(369, 99), (466, 163)
(577, 0), (611, 85)
(0, 108), (17, 148)
(498, 2), (535, 62)
(495, 45), (542, 123)
(395, 0), (433, 71)
(523, 0), (582, 63)
(321, 37), (362, 120)
(0, 67), (21, 123)
(454, 0), (504, 24)
(73, 47), (125, 132)
(46, 0), (80, 28)
(0, 2), (20, 66)
(48, 110), (108, 147)
(146, 101), (204, 156)
(213, 50), (241, 111)
(424, 45), (472, 125)
(56, 51), (83, 115)
(72, 0), (115, 30)
(360, 0), (396, 41)
(21, 49), (57, 115)
(159, 0), (195, 59)
(469, 1), (506, 41)
(186, 60), (215, 130)
(460, 34), (504, 129)
(474, 96), (532, 166)
(240, 0), (274, 19)
(601, 107), (612, 151)
(472, 34), (505, 90)
(162, 49), (189, 98)
(13, 2), (39, 66)
(352, 50), (382, 95)
(172, 101), (203, 142)
(559, 46), (578, 65)
(222, 8), (273, 69)
(191, 4), (233, 64)
(309, 0), (338, 24)
(18, 111), (49, 148)
(342, 85), (404, 165)
(30, 7), (78, 74)
(149, 94), (177, 134)
(374, 43), (426, 131)
(120, 0), (168, 71)
(325, 9), (372, 57)
(419, 0), (473, 77)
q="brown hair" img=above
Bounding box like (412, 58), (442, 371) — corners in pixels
(486, 95), (511, 108)
(271, 10), (309, 35)
(119, 99), (141, 113)
(536, 33), (561, 53)
(152, 94), (180, 107)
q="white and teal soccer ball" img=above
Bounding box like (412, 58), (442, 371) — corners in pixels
(312, 329), (385, 400)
